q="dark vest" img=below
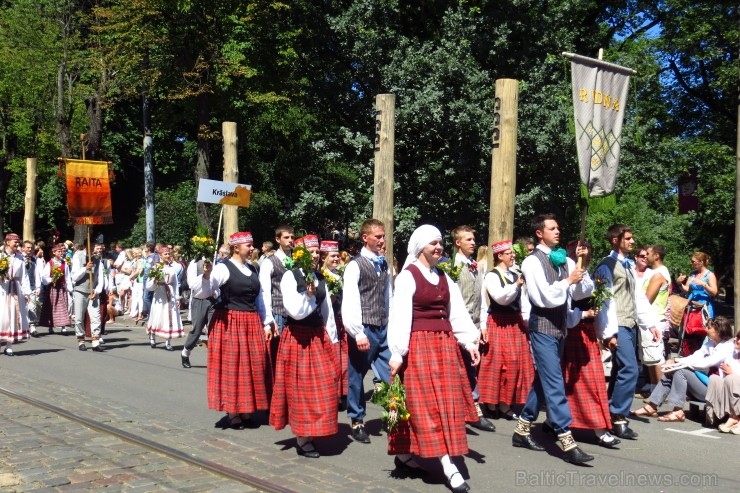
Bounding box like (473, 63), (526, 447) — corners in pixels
(528, 249), (568, 338)
(356, 255), (389, 326)
(25, 257), (37, 290)
(216, 260), (260, 312)
(287, 269), (327, 327)
(74, 256), (100, 294)
(487, 269), (521, 313)
(408, 264), (452, 333)
(268, 254), (288, 317)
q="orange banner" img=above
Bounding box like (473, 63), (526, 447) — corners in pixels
(65, 159), (113, 225)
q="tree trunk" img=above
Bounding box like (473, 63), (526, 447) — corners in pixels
(194, 93), (214, 235)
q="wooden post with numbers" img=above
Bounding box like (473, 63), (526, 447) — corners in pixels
(487, 79), (519, 261)
(373, 94), (396, 273)
(222, 122), (239, 243)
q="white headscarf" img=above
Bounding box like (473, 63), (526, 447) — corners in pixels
(402, 224), (443, 271)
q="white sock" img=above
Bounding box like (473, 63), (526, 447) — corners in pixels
(182, 348), (190, 357)
(440, 455), (463, 487)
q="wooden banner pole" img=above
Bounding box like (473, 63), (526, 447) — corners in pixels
(222, 122), (238, 243)
(373, 94), (396, 274)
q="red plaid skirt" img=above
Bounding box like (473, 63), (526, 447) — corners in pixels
(478, 312), (534, 406)
(388, 330), (477, 458)
(562, 320), (610, 430)
(207, 309), (272, 414)
(39, 286), (70, 328)
(270, 322), (339, 437)
(334, 314), (348, 396)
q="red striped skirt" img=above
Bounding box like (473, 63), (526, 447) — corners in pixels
(562, 320), (610, 430)
(388, 330), (477, 458)
(269, 322), (339, 437)
(334, 314), (348, 396)
(39, 286), (70, 328)
(207, 309), (272, 414)
(478, 312), (534, 406)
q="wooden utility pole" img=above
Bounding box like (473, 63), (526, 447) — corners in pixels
(222, 122), (239, 243)
(23, 158), (38, 241)
(488, 79), (519, 257)
(734, 38), (740, 325)
(373, 95), (396, 272)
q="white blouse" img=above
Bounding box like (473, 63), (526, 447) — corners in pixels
(210, 258), (272, 328)
(280, 269), (338, 343)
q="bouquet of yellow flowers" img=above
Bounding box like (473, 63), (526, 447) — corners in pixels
(147, 262), (166, 282)
(321, 265), (344, 296)
(370, 375), (411, 432)
(592, 276), (613, 311)
(0, 255), (9, 282)
(436, 260), (463, 282)
(51, 264), (65, 286)
(284, 245), (316, 283)
(190, 235), (215, 259)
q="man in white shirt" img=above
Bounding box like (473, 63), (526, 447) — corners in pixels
(341, 219), (392, 444)
(181, 257), (216, 368)
(22, 240), (41, 337)
(70, 245), (106, 352)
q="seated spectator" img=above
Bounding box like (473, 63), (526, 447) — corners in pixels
(632, 317), (734, 422)
(705, 323), (740, 433)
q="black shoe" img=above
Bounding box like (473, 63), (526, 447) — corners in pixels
(446, 472), (470, 493)
(563, 446), (594, 464)
(597, 432), (621, 449)
(48, 327), (55, 334)
(181, 355), (191, 368)
(92, 345), (104, 352)
(512, 432), (545, 451)
(3, 347), (14, 356)
(149, 339), (156, 348)
(31, 331), (39, 338)
(165, 344), (174, 352)
(228, 416), (245, 430)
(78, 343), (87, 351)
(469, 416), (496, 432)
(296, 440), (320, 458)
(351, 422), (371, 443)
(611, 417), (638, 439)
(393, 456), (428, 477)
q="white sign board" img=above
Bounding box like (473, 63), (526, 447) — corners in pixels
(197, 178), (252, 207)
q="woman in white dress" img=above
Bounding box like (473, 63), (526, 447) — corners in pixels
(146, 247), (183, 350)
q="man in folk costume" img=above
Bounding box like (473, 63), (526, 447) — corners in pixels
(0, 233), (31, 355)
(181, 253), (217, 368)
(594, 224), (660, 439)
(70, 244), (106, 352)
(259, 224), (295, 368)
(342, 218), (393, 444)
(93, 242), (111, 343)
(512, 214), (595, 464)
(22, 240), (42, 337)
(451, 225), (495, 432)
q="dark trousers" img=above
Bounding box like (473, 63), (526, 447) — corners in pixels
(608, 325), (639, 416)
(184, 297), (215, 351)
(521, 330), (572, 433)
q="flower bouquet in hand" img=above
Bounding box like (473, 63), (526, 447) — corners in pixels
(190, 234), (215, 260)
(0, 256), (9, 282)
(370, 375), (411, 432)
(321, 265), (344, 296)
(284, 245), (315, 283)
(148, 262), (166, 283)
(592, 276), (613, 311)
(436, 260), (463, 282)
(51, 264), (65, 286)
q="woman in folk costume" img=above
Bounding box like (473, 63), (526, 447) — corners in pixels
(270, 234), (339, 458)
(207, 232), (274, 429)
(145, 246), (184, 350)
(321, 239), (348, 409)
(477, 240), (534, 421)
(387, 225), (480, 493)
(0, 233), (31, 355)
(551, 241), (620, 448)
(39, 243), (73, 334)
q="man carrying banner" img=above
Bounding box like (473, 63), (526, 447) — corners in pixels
(71, 244), (106, 352)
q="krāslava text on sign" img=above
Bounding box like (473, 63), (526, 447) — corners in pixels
(578, 89), (620, 111)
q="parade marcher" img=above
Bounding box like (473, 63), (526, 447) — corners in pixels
(259, 225), (295, 367)
(387, 225), (480, 493)
(93, 242), (111, 341)
(22, 240), (41, 337)
(321, 239), (348, 409)
(181, 255), (217, 368)
(128, 248), (146, 322)
(451, 225), (495, 432)
(146, 247), (184, 350)
(0, 233), (31, 355)
(207, 232), (273, 429)
(341, 218), (393, 444)
(595, 224), (660, 440)
(558, 241), (621, 448)
(478, 239), (534, 422)
(512, 213), (595, 464)
(70, 244), (105, 352)
(39, 244), (72, 334)
(270, 234), (339, 458)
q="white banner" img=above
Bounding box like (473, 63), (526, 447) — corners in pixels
(569, 53), (633, 199)
(197, 178), (252, 207)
